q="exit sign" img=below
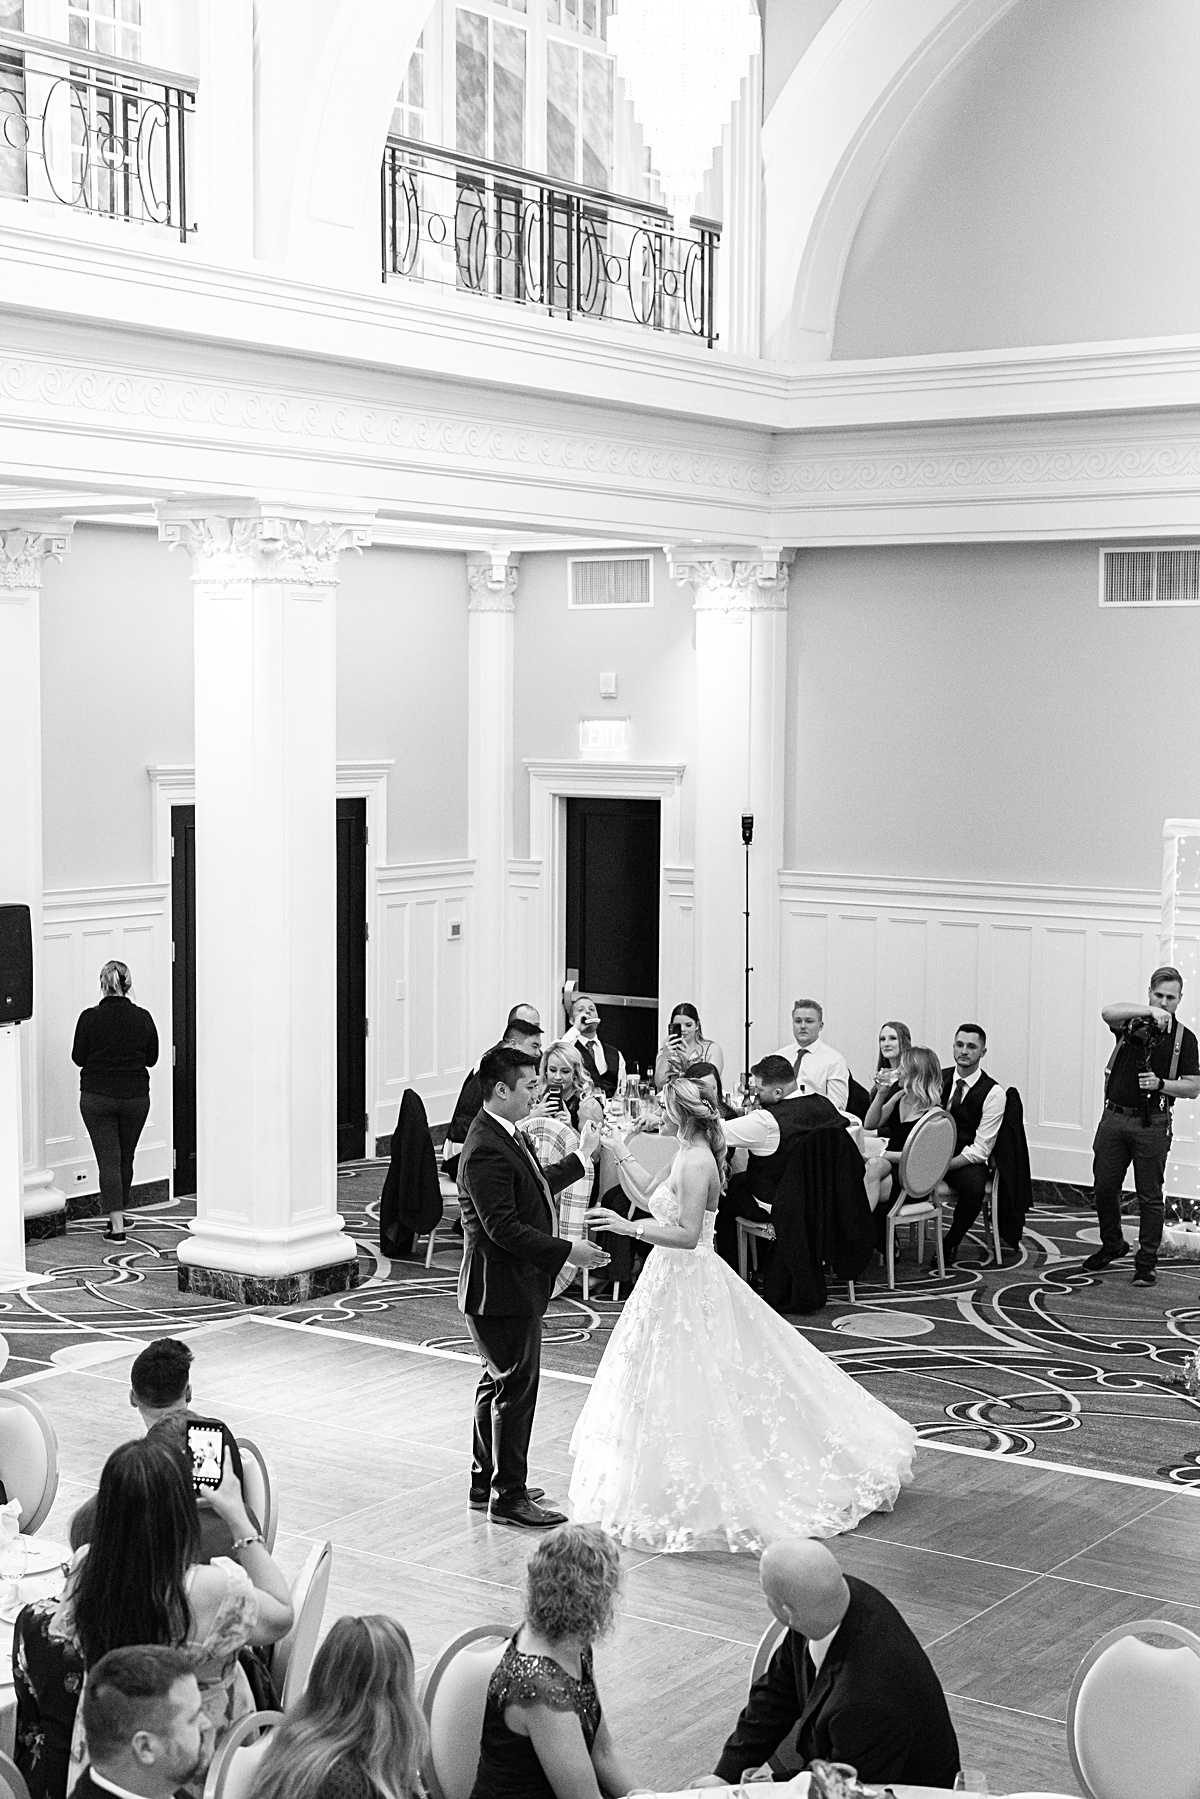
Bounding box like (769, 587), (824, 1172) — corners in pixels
(579, 717), (629, 756)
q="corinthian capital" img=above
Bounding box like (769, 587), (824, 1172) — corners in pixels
(666, 544), (792, 613)
(467, 550), (520, 612)
(157, 509), (373, 585)
(0, 526), (71, 589)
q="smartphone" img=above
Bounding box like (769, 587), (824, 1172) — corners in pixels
(186, 1419), (225, 1491)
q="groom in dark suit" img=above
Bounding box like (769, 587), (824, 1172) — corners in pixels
(458, 1042), (608, 1529)
(698, 1541), (960, 1787)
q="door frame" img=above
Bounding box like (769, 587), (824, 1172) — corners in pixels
(525, 760), (684, 1042)
(148, 759), (392, 1163)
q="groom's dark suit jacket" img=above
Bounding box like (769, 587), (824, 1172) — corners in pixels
(457, 1110), (585, 1317)
(714, 1577), (960, 1786)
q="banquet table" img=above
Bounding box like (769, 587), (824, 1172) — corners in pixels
(0, 1536), (71, 1756)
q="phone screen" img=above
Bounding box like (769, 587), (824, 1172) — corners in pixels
(186, 1421), (225, 1491)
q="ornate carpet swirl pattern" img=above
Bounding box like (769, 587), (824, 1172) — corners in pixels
(5, 1166), (1199, 1483)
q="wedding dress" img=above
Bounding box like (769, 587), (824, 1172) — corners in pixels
(568, 1178), (916, 1553)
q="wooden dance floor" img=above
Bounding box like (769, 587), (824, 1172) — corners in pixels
(26, 1316), (1200, 1795)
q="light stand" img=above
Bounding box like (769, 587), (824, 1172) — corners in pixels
(741, 812), (754, 1095)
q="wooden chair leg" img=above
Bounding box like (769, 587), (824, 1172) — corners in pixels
(750, 1235), (758, 1274)
(886, 1218), (896, 1290)
(613, 1282), (621, 1303)
(990, 1172), (1002, 1264)
(737, 1223), (749, 1283)
(425, 1227), (437, 1268)
(935, 1207), (946, 1278)
(847, 1279), (856, 1303)
(916, 1220), (925, 1263)
(583, 1265), (589, 1302)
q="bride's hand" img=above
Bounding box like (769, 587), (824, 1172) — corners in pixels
(585, 1207), (630, 1235)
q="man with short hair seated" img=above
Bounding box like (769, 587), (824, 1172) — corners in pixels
(76, 1646), (211, 1799)
(693, 1541), (960, 1788)
(715, 1055), (847, 1268)
(443, 1005), (544, 1176)
(937, 1023), (1006, 1270)
(773, 1000), (851, 1114)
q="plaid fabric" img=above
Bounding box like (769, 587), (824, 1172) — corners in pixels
(521, 1114), (594, 1297)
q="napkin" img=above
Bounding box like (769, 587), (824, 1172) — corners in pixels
(0, 1497), (21, 1545)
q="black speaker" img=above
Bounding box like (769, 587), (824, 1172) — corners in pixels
(0, 906), (33, 1024)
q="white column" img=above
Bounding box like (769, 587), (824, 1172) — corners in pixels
(467, 551), (518, 1052)
(668, 548), (791, 1084)
(0, 527), (69, 1224)
(158, 509), (371, 1297)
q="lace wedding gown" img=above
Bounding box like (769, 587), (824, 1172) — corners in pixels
(568, 1179), (917, 1553)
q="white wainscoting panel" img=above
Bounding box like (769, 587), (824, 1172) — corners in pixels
(41, 885), (172, 1193)
(662, 866), (695, 1016)
(778, 872), (1200, 1191)
(376, 861), (471, 1135)
(507, 861), (543, 1025)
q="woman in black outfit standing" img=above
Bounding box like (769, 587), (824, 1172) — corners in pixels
(71, 961), (158, 1243)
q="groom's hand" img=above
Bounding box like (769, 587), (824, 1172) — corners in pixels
(566, 1239), (609, 1269)
(577, 1120), (602, 1161)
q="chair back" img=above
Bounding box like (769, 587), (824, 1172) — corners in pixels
(0, 1751), (32, 1799)
(1068, 1620), (1200, 1799)
(271, 1540), (332, 1709)
(0, 1391), (58, 1534)
(896, 1108), (956, 1202)
(749, 1619), (788, 1694)
(420, 1625), (511, 1799)
(235, 1437), (277, 1552)
(202, 1710), (283, 1799)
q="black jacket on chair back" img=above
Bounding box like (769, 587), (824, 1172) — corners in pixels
(457, 1110), (584, 1317)
(379, 1088), (444, 1256)
(714, 1576), (960, 1786)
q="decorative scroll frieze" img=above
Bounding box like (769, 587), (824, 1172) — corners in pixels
(158, 513), (372, 584)
(0, 527), (70, 589)
(467, 550), (520, 612)
(666, 545), (792, 612)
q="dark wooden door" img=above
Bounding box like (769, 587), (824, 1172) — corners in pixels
(336, 798), (368, 1162)
(565, 798), (659, 1074)
(170, 805), (197, 1198)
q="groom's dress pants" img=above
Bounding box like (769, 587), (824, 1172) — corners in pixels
(466, 1313), (542, 1502)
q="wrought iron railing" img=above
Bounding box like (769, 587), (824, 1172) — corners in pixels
(0, 28), (195, 239)
(382, 134), (719, 347)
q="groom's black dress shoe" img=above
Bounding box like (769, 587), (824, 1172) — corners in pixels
(488, 1497), (567, 1529)
(470, 1486), (543, 1511)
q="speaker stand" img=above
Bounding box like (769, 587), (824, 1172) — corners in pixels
(0, 1026), (53, 1292)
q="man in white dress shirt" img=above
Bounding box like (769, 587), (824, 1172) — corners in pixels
(774, 999), (851, 1114)
(562, 993), (627, 1099)
(714, 1054), (847, 1266)
(936, 1023), (1006, 1269)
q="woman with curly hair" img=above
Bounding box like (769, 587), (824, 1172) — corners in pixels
(863, 1045), (945, 1216)
(568, 1078), (916, 1552)
(250, 1615), (425, 1799)
(470, 1525), (634, 1799)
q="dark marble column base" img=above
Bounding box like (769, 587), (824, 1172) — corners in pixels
(177, 1259), (360, 1304)
(26, 1211), (68, 1242)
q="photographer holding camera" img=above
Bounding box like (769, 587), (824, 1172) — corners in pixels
(1083, 966), (1200, 1285)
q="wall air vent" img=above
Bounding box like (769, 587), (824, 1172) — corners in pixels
(1101, 547), (1200, 608)
(568, 554), (653, 610)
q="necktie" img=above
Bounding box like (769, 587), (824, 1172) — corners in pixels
(952, 1078), (966, 1111)
(794, 1049), (807, 1080)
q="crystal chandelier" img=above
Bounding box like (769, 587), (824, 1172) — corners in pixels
(608, 0), (760, 228)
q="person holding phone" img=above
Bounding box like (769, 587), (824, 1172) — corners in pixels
(19, 1436), (293, 1799)
(654, 1004), (723, 1090)
(863, 1021), (911, 1122)
(529, 1043), (591, 1130)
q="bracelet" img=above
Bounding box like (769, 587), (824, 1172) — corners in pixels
(635, 1223), (645, 1240)
(230, 1532), (264, 1552)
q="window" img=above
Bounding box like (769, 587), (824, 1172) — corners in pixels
(546, 38), (610, 186)
(0, 0), (25, 199)
(68, 0), (143, 218)
(545, 0), (611, 37)
(455, 6), (526, 165)
(68, 0), (141, 61)
(392, 32), (426, 140)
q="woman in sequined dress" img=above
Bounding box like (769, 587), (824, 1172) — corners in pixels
(470, 1524), (635, 1799)
(568, 1079), (917, 1554)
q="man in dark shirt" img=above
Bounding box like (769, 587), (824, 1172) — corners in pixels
(1084, 966), (1200, 1286)
(76, 1646), (211, 1799)
(694, 1540), (959, 1788)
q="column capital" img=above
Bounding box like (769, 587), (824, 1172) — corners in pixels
(0, 526), (71, 590)
(666, 544), (792, 613)
(467, 550), (520, 612)
(157, 507), (373, 585)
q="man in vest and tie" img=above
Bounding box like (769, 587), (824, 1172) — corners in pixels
(937, 1023), (1006, 1269)
(773, 999), (851, 1114)
(563, 992), (627, 1099)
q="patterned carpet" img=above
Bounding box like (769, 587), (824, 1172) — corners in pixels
(6, 1164), (1200, 1486)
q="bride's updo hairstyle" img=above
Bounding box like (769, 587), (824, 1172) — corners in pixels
(666, 1076), (726, 1175)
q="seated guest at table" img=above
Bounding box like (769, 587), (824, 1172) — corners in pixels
(694, 1540), (959, 1789)
(713, 1055), (848, 1268)
(530, 1042), (593, 1131)
(870, 1020), (911, 1100)
(470, 1523), (635, 1799)
(251, 1615), (427, 1799)
(74, 1646), (212, 1799)
(653, 1004), (724, 1089)
(443, 1007), (543, 1174)
(863, 1047), (944, 1216)
(687, 1062), (740, 1122)
(939, 1023), (1005, 1269)
(773, 1000), (850, 1113)
(562, 995), (625, 1101)
(31, 1436), (292, 1799)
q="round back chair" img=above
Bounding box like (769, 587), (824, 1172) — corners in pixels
(420, 1624), (511, 1799)
(1067, 1619), (1200, 1799)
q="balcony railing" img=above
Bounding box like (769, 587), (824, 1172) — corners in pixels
(0, 28), (195, 240)
(382, 135), (719, 347)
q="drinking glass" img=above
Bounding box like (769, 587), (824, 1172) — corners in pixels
(0, 1537), (27, 1580)
(954, 1773), (989, 1795)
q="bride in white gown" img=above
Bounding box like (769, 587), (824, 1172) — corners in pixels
(568, 1079), (916, 1553)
